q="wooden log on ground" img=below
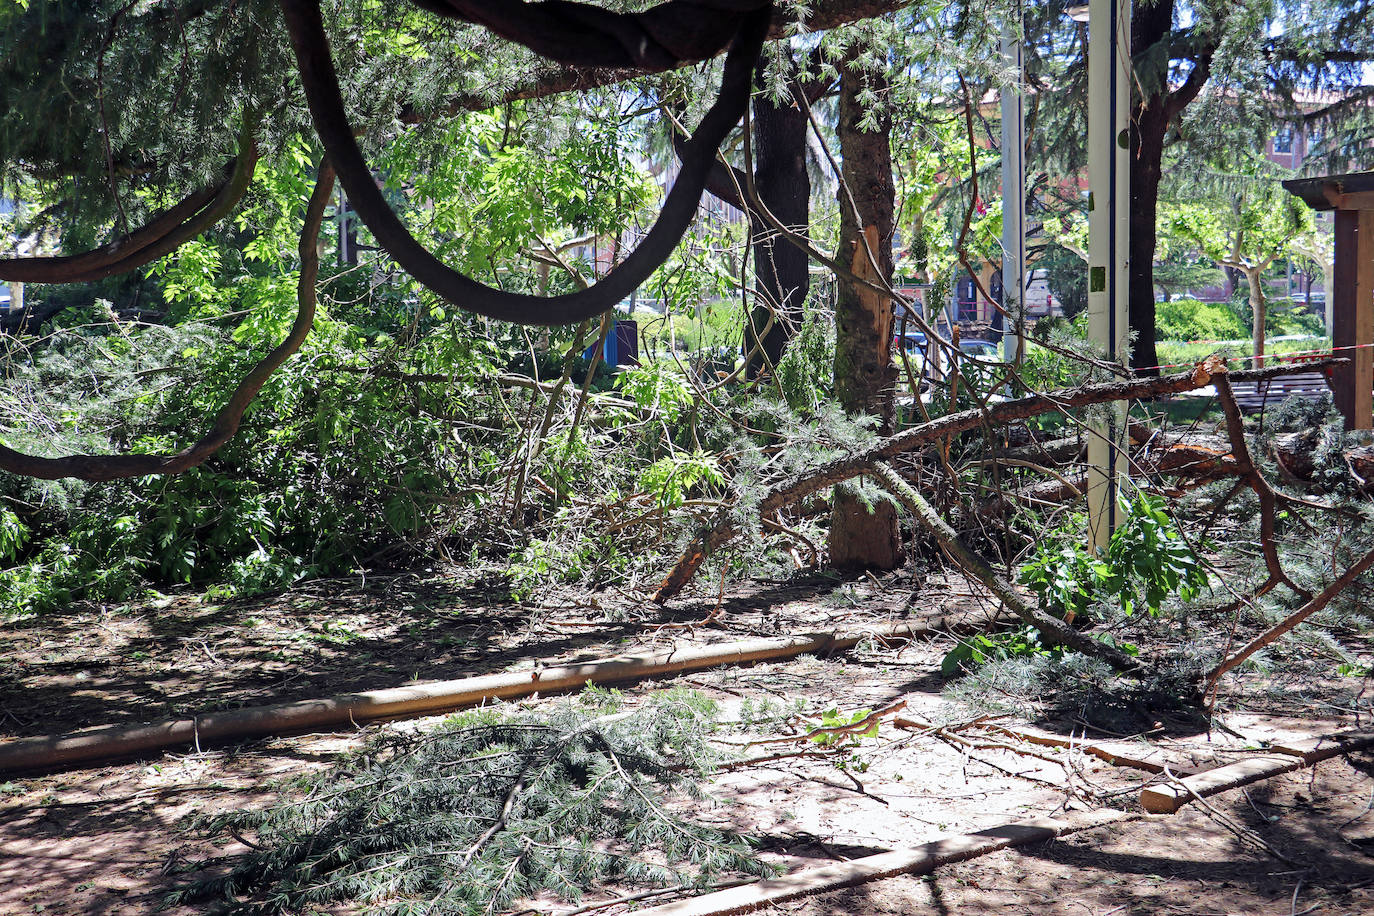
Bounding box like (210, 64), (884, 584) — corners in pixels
(1267, 727), (1374, 764)
(631, 809), (1131, 916)
(0, 619), (966, 776)
(1140, 755), (1304, 814)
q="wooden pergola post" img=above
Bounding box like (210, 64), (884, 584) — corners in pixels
(1283, 171), (1374, 431)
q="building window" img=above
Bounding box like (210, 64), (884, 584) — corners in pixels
(1273, 129), (1294, 154)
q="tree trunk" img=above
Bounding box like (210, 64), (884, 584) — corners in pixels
(746, 60), (811, 378)
(829, 60), (900, 570)
(1247, 266), (1267, 368)
(1127, 0), (1176, 377)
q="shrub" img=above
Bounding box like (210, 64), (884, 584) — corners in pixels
(1154, 297), (1247, 342)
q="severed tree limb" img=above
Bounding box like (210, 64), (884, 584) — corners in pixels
(0, 134), (259, 286)
(867, 461), (1142, 673)
(1212, 372), (1313, 603)
(0, 159), (334, 482)
(1203, 541), (1374, 697)
(411, 0), (771, 72)
(654, 359), (1345, 602)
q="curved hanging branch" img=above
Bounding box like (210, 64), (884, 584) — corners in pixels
(410, 0), (769, 71)
(280, 0), (772, 326)
(0, 160), (335, 482)
(0, 138), (260, 285)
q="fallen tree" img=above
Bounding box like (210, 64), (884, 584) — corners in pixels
(654, 357), (1344, 602)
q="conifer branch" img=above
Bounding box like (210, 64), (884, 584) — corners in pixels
(0, 155), (331, 481)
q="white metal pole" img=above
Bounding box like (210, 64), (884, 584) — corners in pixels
(1086, 0), (1131, 552)
(1001, 13), (1026, 367)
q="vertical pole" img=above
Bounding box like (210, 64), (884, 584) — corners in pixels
(1332, 208), (1374, 431)
(1000, 11), (1025, 368)
(1086, 0), (1131, 552)
(337, 185), (351, 265)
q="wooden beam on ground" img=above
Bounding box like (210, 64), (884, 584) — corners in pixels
(0, 619), (972, 776)
(1139, 729), (1374, 814)
(1267, 727), (1374, 764)
(1140, 756), (1303, 814)
(630, 809), (1131, 916)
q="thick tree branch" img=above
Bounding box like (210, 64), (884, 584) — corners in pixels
(281, 0), (769, 326)
(1212, 372), (1313, 603)
(410, 0), (767, 71)
(397, 0), (905, 121)
(0, 139), (259, 285)
(1165, 51), (1215, 122)
(1205, 541), (1374, 696)
(0, 160), (335, 482)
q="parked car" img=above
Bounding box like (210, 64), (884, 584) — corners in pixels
(893, 330), (929, 370)
(1024, 269), (1060, 317)
(894, 330), (928, 356)
(958, 338), (1000, 361)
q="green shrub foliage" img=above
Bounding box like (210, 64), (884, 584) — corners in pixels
(1153, 297), (1247, 342)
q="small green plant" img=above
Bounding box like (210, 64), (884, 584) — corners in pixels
(638, 452), (724, 509)
(808, 706), (881, 748)
(1020, 494), (1208, 622)
(0, 508), (28, 561)
(943, 496), (1198, 677)
(616, 361), (695, 423)
(941, 629), (1053, 677)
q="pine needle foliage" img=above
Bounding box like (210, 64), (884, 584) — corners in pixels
(171, 689), (768, 915)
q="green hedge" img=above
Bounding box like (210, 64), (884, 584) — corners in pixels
(1154, 297), (1247, 342)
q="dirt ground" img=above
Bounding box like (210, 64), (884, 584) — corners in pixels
(1, 569), (1371, 915)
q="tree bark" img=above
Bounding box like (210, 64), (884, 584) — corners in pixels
(1129, 0), (1218, 377)
(1246, 266), (1267, 368)
(1129, 107), (1164, 375)
(830, 60), (900, 570)
(1127, 0), (1175, 377)
(745, 63), (811, 377)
